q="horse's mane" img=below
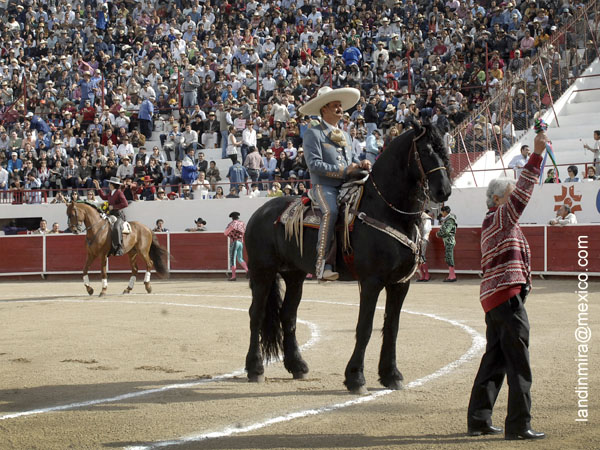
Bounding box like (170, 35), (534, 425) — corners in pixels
(69, 200), (103, 217)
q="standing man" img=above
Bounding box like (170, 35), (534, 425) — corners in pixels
(93, 177), (128, 256)
(583, 129), (600, 173)
(216, 103), (233, 159)
(224, 211), (249, 281)
(138, 95), (155, 140)
(466, 130), (547, 441)
(437, 205), (458, 282)
(182, 66), (201, 111)
(299, 87), (371, 281)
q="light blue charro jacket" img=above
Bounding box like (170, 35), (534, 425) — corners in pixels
(304, 121), (359, 187)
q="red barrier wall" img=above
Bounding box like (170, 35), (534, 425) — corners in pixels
(0, 226), (598, 276)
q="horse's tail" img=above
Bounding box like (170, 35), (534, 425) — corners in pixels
(149, 234), (169, 278)
(257, 274), (284, 362)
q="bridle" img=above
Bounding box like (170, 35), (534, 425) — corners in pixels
(68, 202), (105, 236)
(370, 127), (447, 215)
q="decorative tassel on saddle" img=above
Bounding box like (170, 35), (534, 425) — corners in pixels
(284, 197), (311, 257)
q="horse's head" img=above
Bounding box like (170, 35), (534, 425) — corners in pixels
(408, 119), (452, 203)
(66, 200), (86, 234)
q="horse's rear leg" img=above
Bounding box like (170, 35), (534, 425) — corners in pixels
(141, 248), (154, 293)
(99, 254), (109, 297)
(281, 271), (309, 379)
(246, 271), (276, 383)
(378, 282), (409, 390)
(83, 253), (95, 296)
(344, 277), (384, 395)
(124, 251), (138, 294)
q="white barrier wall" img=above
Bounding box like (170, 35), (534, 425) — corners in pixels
(447, 181), (600, 225)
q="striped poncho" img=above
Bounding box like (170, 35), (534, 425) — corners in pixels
(479, 153), (542, 312)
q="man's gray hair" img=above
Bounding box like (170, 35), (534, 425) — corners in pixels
(486, 177), (516, 208)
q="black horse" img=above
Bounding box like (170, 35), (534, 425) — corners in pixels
(244, 121), (452, 394)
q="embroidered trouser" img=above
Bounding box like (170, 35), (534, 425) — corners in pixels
(229, 240), (245, 266)
(311, 184), (338, 277)
(111, 210), (126, 253)
(444, 242), (455, 266)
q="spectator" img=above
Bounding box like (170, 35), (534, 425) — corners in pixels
(153, 219), (169, 232)
(564, 166), (580, 183)
(226, 155), (249, 192)
(436, 205), (458, 282)
(584, 166), (598, 181)
(186, 218), (207, 232)
(48, 222), (62, 234)
(32, 219), (48, 235)
(543, 168), (560, 184)
(549, 205), (578, 226)
(508, 145), (531, 179)
(582, 130), (600, 173)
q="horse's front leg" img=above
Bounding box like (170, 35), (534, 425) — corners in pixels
(344, 277), (384, 394)
(378, 282), (409, 390)
(83, 252), (95, 296)
(99, 253), (109, 297)
(281, 271), (309, 379)
(124, 251), (138, 294)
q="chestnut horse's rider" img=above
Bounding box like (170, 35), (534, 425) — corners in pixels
(93, 176), (128, 256)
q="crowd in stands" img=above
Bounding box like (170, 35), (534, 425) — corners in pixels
(0, 0), (598, 204)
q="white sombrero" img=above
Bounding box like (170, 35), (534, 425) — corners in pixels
(298, 87), (360, 117)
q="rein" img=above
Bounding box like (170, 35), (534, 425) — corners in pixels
(370, 128), (446, 216)
(70, 203), (108, 246)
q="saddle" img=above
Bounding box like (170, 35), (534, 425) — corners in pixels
(106, 214), (132, 234)
(278, 173), (368, 256)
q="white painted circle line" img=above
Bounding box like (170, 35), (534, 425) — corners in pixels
(0, 298), (320, 421)
(121, 298), (485, 450)
(0, 293), (484, 450)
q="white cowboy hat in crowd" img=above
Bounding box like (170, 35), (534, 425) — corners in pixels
(108, 176), (123, 185)
(298, 87), (360, 117)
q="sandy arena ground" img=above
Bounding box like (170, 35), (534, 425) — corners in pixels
(0, 277), (597, 450)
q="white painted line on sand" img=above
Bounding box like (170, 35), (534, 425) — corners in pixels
(125, 299), (485, 449)
(0, 298), (320, 421)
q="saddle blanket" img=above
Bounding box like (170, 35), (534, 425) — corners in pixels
(106, 215), (132, 234)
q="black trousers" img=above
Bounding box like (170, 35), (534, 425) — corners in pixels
(111, 210), (126, 253)
(467, 293), (532, 434)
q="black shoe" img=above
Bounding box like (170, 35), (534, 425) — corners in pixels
(443, 278), (457, 282)
(228, 277), (237, 281)
(505, 429), (546, 440)
(468, 425), (503, 436)
(114, 248), (124, 257)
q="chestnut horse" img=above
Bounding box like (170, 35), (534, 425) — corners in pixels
(66, 200), (168, 296)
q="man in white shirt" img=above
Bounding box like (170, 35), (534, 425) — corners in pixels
(116, 136), (135, 160)
(549, 205), (577, 226)
(241, 121), (257, 162)
(0, 164), (8, 191)
(270, 97), (290, 124)
(183, 124), (199, 151)
(116, 155), (134, 179)
(262, 73), (276, 99)
(115, 110), (131, 130)
(508, 144), (530, 179)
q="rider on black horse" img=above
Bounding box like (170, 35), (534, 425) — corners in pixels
(93, 176), (128, 256)
(299, 87), (372, 281)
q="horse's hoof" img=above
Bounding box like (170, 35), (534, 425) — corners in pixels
(123, 289), (130, 295)
(384, 380), (404, 390)
(248, 373), (265, 383)
(99, 291), (106, 298)
(293, 371), (308, 380)
(144, 282), (152, 293)
(86, 286), (94, 296)
(348, 385), (369, 395)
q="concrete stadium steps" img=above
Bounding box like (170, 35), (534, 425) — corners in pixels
(456, 57), (600, 187)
